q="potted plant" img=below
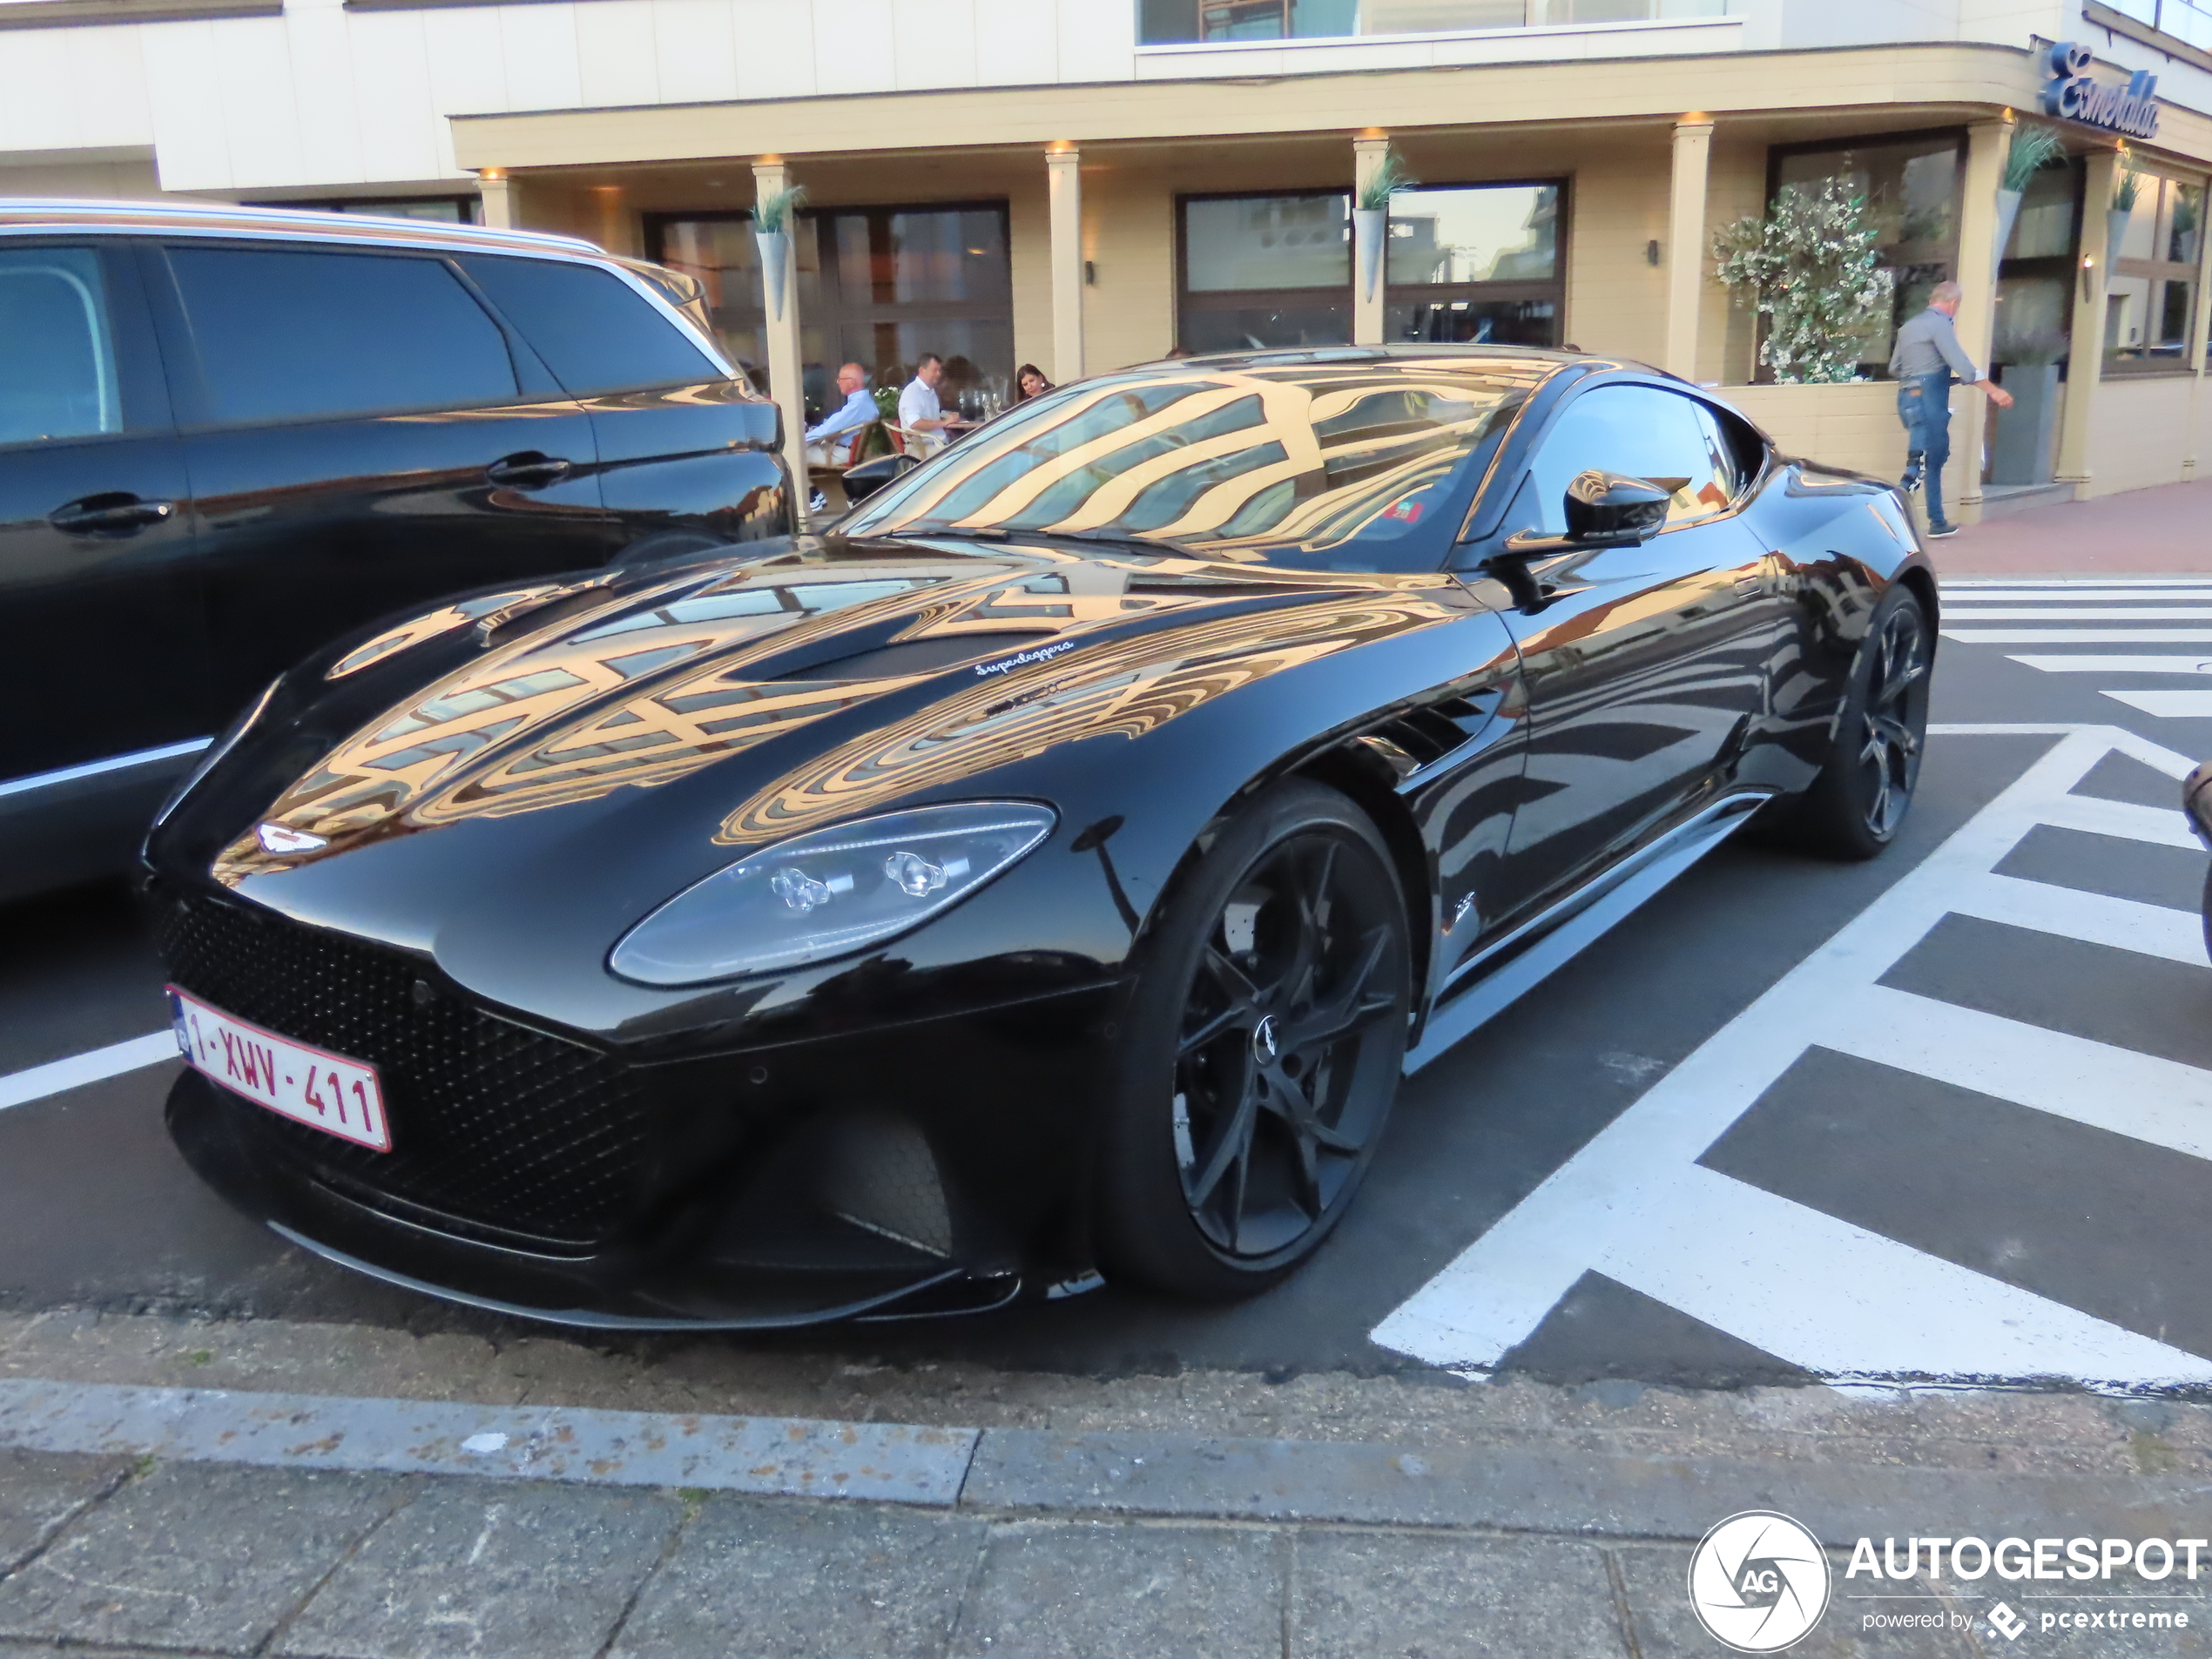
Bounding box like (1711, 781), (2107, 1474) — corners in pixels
(1353, 148), (1412, 307)
(1712, 179), (1895, 383)
(752, 184), (806, 323)
(1994, 124), (2065, 282)
(1989, 327), (2068, 485)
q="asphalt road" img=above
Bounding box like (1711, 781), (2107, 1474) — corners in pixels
(4, 575), (2209, 1392)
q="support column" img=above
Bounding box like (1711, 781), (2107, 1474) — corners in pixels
(1950, 118), (2010, 525)
(2186, 171), (2212, 479)
(1663, 115), (1714, 381)
(1353, 132), (1391, 347)
(1047, 144), (1084, 384)
(752, 158), (808, 510)
(477, 172), (515, 229)
(2057, 146), (2121, 500)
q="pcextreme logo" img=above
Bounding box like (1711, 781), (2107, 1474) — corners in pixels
(1688, 1511), (1833, 1652)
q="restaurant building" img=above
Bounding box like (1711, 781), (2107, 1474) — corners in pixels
(10, 0), (2212, 518)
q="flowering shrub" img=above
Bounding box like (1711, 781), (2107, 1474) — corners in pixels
(1712, 180), (1895, 384)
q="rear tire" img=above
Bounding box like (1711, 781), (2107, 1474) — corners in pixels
(1095, 779), (1412, 1300)
(1774, 584), (1932, 861)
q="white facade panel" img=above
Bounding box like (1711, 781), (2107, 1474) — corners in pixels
(651, 0), (740, 106)
(973, 0), (1056, 85)
(286, 4), (367, 185)
(815, 0), (895, 95)
(575, 0), (661, 107)
(732, 0), (819, 99)
(499, 3), (585, 116)
(347, 10), (439, 186)
(891, 0), (979, 91)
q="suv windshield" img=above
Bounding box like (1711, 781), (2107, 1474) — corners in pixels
(840, 354), (1553, 571)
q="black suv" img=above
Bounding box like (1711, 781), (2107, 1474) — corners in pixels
(0, 200), (789, 902)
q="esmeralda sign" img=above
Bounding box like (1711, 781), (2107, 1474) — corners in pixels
(2040, 41), (2162, 139)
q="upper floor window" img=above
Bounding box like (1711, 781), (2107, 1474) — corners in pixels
(1138, 0), (1720, 44)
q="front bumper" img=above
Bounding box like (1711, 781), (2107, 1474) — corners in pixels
(159, 894), (1121, 1329)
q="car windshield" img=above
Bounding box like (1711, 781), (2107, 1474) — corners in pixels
(840, 354), (1552, 572)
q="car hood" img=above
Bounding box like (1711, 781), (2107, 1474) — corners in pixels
(202, 534), (1468, 892)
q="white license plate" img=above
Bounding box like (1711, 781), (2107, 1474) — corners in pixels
(168, 984), (391, 1152)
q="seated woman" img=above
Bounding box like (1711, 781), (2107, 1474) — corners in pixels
(1011, 363), (1053, 406)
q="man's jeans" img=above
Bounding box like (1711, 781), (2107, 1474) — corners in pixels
(1897, 370), (1955, 529)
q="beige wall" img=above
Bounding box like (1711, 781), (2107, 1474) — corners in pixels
(0, 152), (164, 200)
(2087, 375), (2205, 497)
(1702, 135), (1769, 387)
(1720, 381), (1970, 514)
(1076, 161), (1177, 376)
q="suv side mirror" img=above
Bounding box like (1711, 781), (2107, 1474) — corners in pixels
(840, 452), (918, 504)
(1561, 469), (1672, 546)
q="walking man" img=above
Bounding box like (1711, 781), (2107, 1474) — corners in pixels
(1889, 280), (2013, 539)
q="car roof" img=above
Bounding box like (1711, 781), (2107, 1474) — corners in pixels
(0, 198), (604, 261)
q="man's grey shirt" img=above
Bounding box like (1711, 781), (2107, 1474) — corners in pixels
(1889, 307), (1981, 383)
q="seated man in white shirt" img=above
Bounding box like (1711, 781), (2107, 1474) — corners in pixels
(896, 353), (962, 455)
(804, 362), (878, 467)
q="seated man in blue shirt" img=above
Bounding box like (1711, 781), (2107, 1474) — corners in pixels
(805, 362), (879, 467)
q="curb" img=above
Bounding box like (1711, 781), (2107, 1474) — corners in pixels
(1, 1377), (2198, 1543)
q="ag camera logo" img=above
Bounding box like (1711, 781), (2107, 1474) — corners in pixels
(1689, 1510), (1832, 1651)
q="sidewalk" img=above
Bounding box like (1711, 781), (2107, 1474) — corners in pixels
(1939, 480), (2212, 577)
(3, 1312), (2209, 1657)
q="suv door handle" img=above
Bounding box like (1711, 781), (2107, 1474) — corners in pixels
(49, 494), (177, 535)
(486, 453), (574, 489)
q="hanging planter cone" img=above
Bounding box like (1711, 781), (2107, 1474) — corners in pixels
(2107, 207), (2134, 279)
(1352, 207), (1386, 307)
(755, 228), (790, 321)
(1993, 188), (2022, 285)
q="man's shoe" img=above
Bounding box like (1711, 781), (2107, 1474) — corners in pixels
(1927, 522), (1959, 538)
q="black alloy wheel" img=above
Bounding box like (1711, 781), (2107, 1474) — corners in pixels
(1097, 779), (1412, 1298)
(1780, 584), (1933, 860)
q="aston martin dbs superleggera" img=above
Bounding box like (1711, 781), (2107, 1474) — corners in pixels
(146, 346), (1934, 1327)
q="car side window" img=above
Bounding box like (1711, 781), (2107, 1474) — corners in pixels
(456, 256), (718, 397)
(0, 246), (121, 447)
(1524, 385), (1743, 534)
(165, 245), (519, 427)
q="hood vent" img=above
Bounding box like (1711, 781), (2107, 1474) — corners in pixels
(774, 631), (1060, 683)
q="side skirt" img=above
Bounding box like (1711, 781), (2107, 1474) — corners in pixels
(1403, 792), (1770, 1075)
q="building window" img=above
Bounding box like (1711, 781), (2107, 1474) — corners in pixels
(2107, 173), (2202, 374)
(648, 204), (1013, 418)
(1136, 0), (1718, 42)
(1764, 131), (1964, 379)
(1993, 155), (2082, 381)
(1177, 192), (1353, 353)
(1385, 181), (1564, 348)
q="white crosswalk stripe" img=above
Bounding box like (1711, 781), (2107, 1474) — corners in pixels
(1958, 577), (2212, 715)
(1372, 724), (2212, 1391)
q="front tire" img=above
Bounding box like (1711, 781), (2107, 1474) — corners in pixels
(1096, 779), (1412, 1300)
(1777, 584), (1932, 861)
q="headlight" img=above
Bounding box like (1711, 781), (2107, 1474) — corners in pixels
(608, 801), (1058, 986)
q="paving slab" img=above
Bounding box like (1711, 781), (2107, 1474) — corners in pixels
(1289, 1529), (1630, 1658)
(609, 1495), (984, 1659)
(278, 1479), (685, 1659)
(947, 1520), (1285, 1659)
(0, 1450), (128, 1575)
(0, 1461), (402, 1654)
(1612, 1546), (1979, 1659)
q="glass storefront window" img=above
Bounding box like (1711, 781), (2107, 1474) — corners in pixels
(1385, 184), (1556, 285)
(1179, 192), (1352, 352)
(2107, 174), (2201, 373)
(651, 203), (1014, 421)
(1770, 132), (1963, 377)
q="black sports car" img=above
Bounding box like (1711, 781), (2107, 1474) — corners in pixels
(146, 347), (1935, 1327)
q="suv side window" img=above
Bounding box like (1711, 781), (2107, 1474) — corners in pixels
(457, 255), (718, 396)
(165, 245), (519, 426)
(0, 246), (121, 446)
(1525, 385), (1743, 534)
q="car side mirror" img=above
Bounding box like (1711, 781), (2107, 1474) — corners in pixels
(840, 452), (918, 504)
(1561, 469), (1672, 546)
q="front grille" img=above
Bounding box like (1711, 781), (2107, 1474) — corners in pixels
(159, 895), (650, 1248)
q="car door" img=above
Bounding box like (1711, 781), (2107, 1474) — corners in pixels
(146, 238), (619, 711)
(0, 239), (216, 897)
(454, 253), (789, 554)
(1481, 381), (1772, 912)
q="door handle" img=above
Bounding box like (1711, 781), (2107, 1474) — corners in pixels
(486, 453), (574, 489)
(49, 494), (176, 535)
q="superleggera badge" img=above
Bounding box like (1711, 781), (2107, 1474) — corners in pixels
(974, 640), (1079, 678)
